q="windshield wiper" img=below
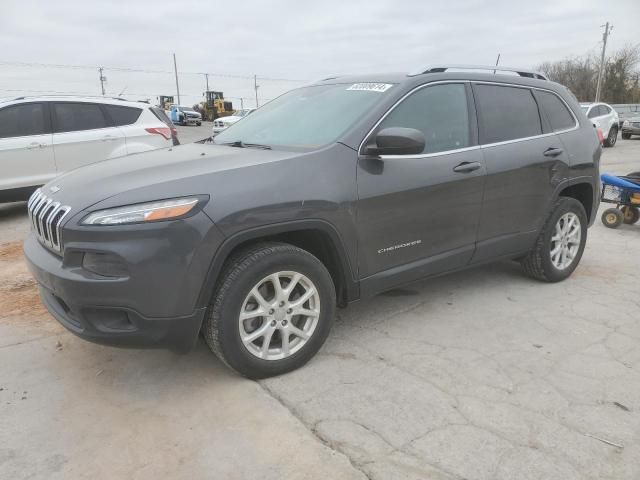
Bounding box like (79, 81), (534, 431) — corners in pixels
(223, 140), (272, 150)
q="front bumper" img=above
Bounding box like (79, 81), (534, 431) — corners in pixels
(621, 125), (640, 135)
(23, 211), (223, 352)
(212, 126), (228, 134)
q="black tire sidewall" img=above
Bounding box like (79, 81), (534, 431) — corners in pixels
(213, 247), (335, 378)
(604, 127), (617, 147)
(540, 198), (588, 281)
(622, 206), (640, 225)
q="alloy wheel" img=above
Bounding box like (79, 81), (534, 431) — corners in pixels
(550, 212), (581, 270)
(238, 271), (320, 360)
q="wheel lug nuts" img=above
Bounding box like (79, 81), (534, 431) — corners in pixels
(286, 308), (292, 314)
(282, 320), (288, 326)
(269, 308), (274, 314)
(270, 320), (276, 327)
(279, 301), (285, 307)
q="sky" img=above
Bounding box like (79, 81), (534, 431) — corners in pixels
(1, 0), (639, 108)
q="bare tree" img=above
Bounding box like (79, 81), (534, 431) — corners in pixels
(537, 44), (640, 103)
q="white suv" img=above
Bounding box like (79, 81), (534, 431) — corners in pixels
(0, 96), (179, 202)
(580, 102), (619, 147)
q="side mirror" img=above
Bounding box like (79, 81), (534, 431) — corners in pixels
(364, 127), (425, 156)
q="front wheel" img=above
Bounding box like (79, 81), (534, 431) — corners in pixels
(521, 197), (587, 282)
(604, 126), (618, 147)
(203, 242), (336, 379)
(601, 208), (624, 228)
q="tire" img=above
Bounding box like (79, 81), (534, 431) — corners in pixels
(203, 242), (336, 379)
(601, 208), (624, 229)
(622, 132), (632, 140)
(521, 197), (588, 282)
(604, 126), (618, 147)
(196, 122), (202, 126)
(621, 205), (640, 225)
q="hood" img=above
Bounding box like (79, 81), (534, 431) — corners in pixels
(42, 143), (298, 211)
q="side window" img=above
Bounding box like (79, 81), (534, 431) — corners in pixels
(600, 105), (611, 115)
(104, 105), (142, 126)
(53, 103), (108, 133)
(587, 107), (599, 119)
(475, 84), (542, 144)
(536, 91), (576, 132)
(377, 83), (470, 154)
(0, 103), (47, 139)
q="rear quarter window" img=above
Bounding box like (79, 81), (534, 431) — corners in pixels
(474, 84), (542, 144)
(104, 105), (142, 126)
(535, 90), (576, 132)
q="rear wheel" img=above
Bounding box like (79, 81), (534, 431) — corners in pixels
(604, 126), (618, 147)
(622, 132), (632, 140)
(203, 242), (336, 379)
(521, 197), (587, 282)
(601, 208), (624, 228)
(621, 205), (640, 225)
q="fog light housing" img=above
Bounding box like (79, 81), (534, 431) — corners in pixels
(82, 252), (129, 278)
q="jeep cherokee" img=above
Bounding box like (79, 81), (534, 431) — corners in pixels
(24, 65), (601, 379)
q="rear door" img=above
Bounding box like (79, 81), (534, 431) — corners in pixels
(472, 83), (570, 262)
(102, 104), (170, 153)
(356, 82), (486, 293)
(51, 102), (127, 173)
(0, 102), (56, 191)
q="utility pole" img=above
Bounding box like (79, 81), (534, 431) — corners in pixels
(595, 22), (613, 102)
(204, 73), (209, 92)
(254, 75), (259, 108)
(493, 53), (501, 74)
(173, 53), (181, 105)
(98, 67), (106, 96)
(240, 98), (244, 109)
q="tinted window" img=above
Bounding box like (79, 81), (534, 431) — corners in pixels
(475, 84), (542, 144)
(536, 91), (576, 132)
(600, 105), (611, 115)
(377, 83), (470, 154)
(587, 107), (599, 119)
(104, 105), (141, 126)
(0, 103), (47, 138)
(53, 103), (108, 133)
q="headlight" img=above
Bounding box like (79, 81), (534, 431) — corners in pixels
(82, 197), (200, 225)
(623, 120), (629, 126)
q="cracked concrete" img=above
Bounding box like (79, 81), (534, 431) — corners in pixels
(1, 132), (640, 479)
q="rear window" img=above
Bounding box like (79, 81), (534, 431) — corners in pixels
(475, 84), (542, 144)
(0, 103), (47, 138)
(104, 105), (142, 126)
(536, 91), (576, 132)
(53, 103), (108, 133)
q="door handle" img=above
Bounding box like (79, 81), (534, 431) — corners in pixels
(453, 161), (482, 173)
(101, 135), (117, 142)
(543, 147), (564, 157)
(27, 142), (43, 150)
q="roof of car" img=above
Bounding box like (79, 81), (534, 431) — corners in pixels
(0, 95), (148, 108)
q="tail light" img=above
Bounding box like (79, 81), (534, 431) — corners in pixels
(145, 127), (172, 140)
(596, 127), (604, 145)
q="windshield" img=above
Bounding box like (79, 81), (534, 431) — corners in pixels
(235, 109), (252, 117)
(214, 83), (395, 149)
(180, 106), (195, 112)
(580, 106), (589, 112)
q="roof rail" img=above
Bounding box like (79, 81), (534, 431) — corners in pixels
(409, 64), (548, 80)
(9, 94), (130, 101)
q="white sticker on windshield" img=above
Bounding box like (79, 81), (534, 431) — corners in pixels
(347, 83), (393, 93)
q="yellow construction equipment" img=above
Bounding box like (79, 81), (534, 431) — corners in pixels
(158, 95), (174, 110)
(199, 91), (233, 121)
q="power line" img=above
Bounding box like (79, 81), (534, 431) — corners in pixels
(0, 60), (308, 82)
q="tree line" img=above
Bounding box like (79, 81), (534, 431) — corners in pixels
(537, 44), (640, 103)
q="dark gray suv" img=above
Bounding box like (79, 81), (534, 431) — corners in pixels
(24, 65), (601, 378)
